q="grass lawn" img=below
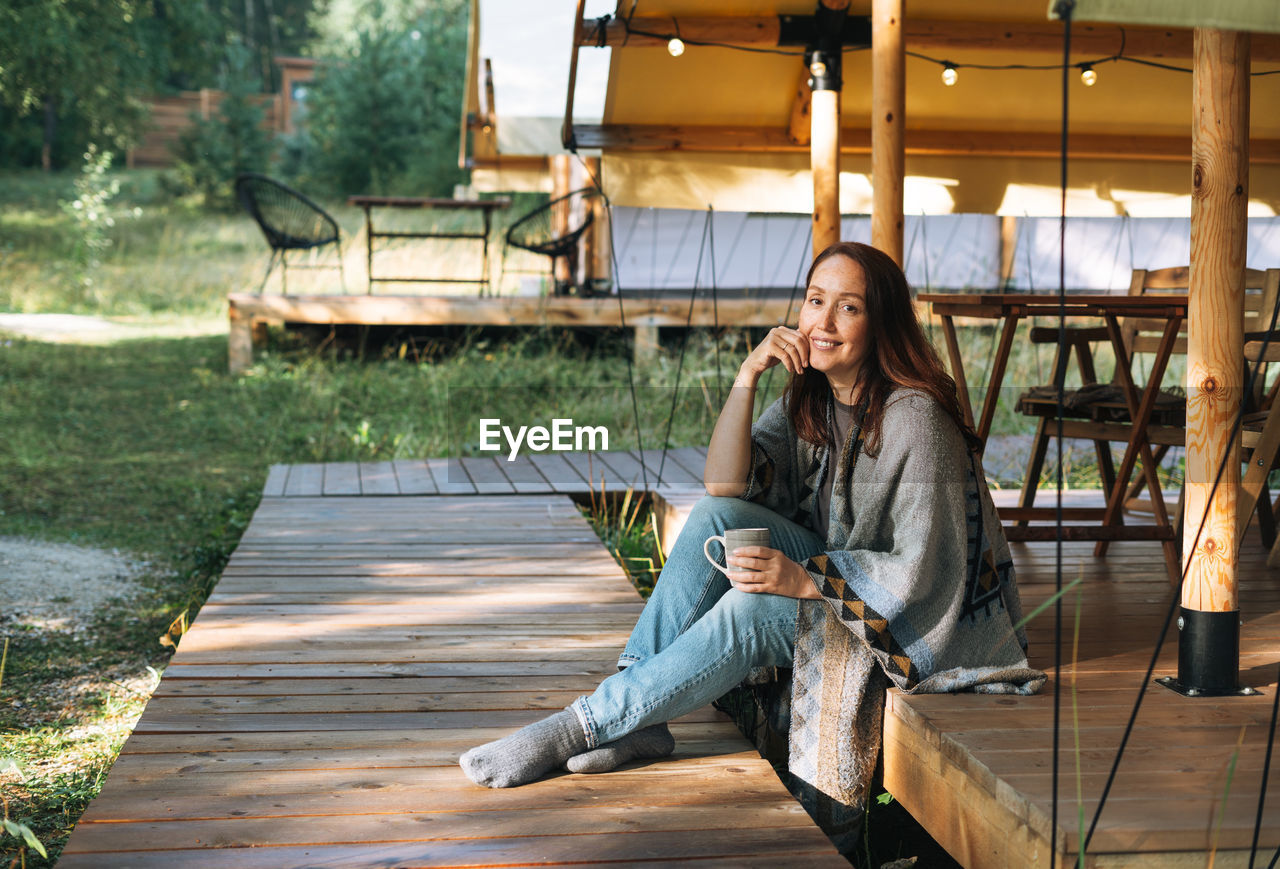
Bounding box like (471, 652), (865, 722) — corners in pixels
(0, 325), (761, 864)
(0, 166), (781, 864)
(0, 164), (1186, 866)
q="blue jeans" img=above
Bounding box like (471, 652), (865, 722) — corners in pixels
(571, 496), (826, 748)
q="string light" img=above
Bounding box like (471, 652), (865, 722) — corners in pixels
(585, 16), (1280, 77)
(1080, 64), (1098, 86)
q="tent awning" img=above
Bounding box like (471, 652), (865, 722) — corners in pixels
(1055, 0), (1280, 34)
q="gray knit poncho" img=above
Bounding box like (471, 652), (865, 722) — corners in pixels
(727, 388), (1045, 839)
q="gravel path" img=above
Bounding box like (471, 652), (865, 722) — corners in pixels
(0, 538), (148, 633)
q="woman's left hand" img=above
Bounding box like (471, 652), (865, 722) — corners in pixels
(725, 547), (822, 599)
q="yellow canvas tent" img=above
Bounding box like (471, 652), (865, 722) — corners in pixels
(557, 0), (1280, 219)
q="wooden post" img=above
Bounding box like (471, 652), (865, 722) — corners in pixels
(550, 154), (572, 292)
(634, 324), (660, 366)
(871, 0), (905, 266)
(228, 303), (255, 375)
(811, 90), (841, 256)
(809, 1), (850, 257)
(999, 215), (1018, 288)
(579, 156), (608, 291)
(1178, 27), (1249, 695)
(788, 66), (813, 146)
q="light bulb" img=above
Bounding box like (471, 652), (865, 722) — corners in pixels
(1080, 66), (1097, 86)
(941, 65), (958, 87)
(667, 37), (685, 57)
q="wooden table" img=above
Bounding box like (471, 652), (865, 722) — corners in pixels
(919, 292), (1188, 578)
(347, 196), (510, 295)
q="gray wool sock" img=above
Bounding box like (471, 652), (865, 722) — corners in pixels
(565, 722), (675, 774)
(459, 709), (588, 788)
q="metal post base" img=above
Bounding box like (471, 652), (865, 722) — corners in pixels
(1155, 676), (1259, 697)
(1155, 607), (1260, 697)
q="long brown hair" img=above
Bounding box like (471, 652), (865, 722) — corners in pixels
(784, 241), (979, 454)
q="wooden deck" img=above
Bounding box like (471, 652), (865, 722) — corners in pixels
(58, 480), (844, 866)
(885, 535), (1280, 869)
(227, 293), (802, 374)
(60, 448), (1280, 867)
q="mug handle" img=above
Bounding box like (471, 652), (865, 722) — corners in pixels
(703, 535), (732, 577)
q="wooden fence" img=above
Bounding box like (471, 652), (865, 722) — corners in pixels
(126, 89), (283, 169)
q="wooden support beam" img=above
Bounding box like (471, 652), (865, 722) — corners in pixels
(633, 324), (660, 366)
(809, 0), (850, 256)
(871, 0), (905, 265)
(458, 0), (481, 169)
(483, 59), (497, 133)
(569, 123), (1280, 163)
(998, 215), (1018, 288)
(578, 15), (1280, 62)
(811, 90), (841, 255)
(562, 0), (586, 149)
(580, 156), (606, 288)
(1184, 28), (1249, 615)
(787, 65), (812, 146)
(551, 155), (572, 289)
(469, 155), (550, 171)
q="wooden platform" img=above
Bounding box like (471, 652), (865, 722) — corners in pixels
(227, 293), (800, 373)
(60, 446), (1280, 867)
(59, 491), (844, 867)
(884, 535), (1280, 869)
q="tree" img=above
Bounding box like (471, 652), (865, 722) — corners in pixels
(171, 40), (276, 208)
(298, 0), (468, 196)
(0, 1), (164, 168)
(0, 0), (320, 170)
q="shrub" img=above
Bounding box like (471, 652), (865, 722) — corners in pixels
(298, 2), (468, 197)
(170, 41), (275, 209)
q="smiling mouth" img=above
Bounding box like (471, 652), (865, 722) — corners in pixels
(811, 338), (841, 350)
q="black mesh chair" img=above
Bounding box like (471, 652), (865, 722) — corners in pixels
(505, 187), (604, 295)
(235, 173), (346, 294)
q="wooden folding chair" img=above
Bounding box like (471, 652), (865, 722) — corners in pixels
(1236, 269), (1280, 558)
(1014, 267), (1276, 582)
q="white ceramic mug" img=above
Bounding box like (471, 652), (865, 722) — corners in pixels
(704, 528), (772, 577)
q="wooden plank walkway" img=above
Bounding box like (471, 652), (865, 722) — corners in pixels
(59, 490), (844, 867)
(260, 448), (709, 498)
(60, 446), (1280, 867)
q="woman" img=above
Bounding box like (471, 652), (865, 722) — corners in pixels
(461, 242), (1043, 835)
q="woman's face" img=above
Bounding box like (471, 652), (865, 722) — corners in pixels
(798, 254), (871, 395)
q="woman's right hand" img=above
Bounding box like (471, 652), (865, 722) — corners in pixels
(737, 326), (809, 385)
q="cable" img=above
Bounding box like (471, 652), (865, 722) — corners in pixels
(1050, 6), (1074, 865)
(907, 48), (1119, 73)
(760, 222), (813, 401)
(657, 209), (712, 486)
(918, 211), (932, 298)
(906, 24), (1279, 79)
(627, 24), (810, 56)
(708, 205), (723, 407)
(580, 164), (649, 497)
(1084, 274), (1280, 854)
(592, 14), (1280, 77)
(1248, 660), (1280, 868)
